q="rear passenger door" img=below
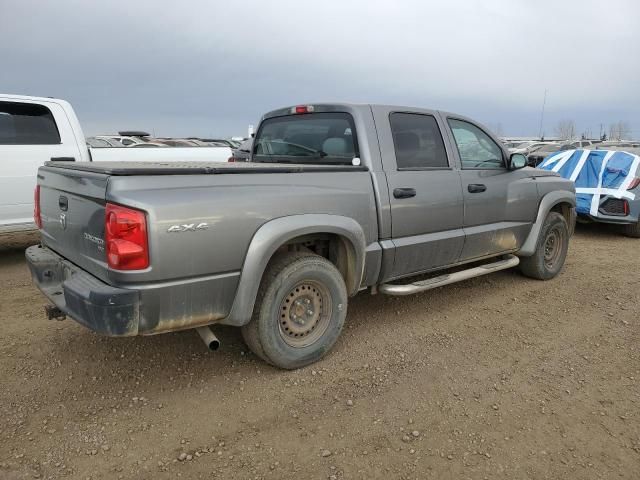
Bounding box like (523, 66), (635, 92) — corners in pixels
(374, 107), (465, 280)
(444, 117), (538, 260)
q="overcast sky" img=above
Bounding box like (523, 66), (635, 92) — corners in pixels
(1, 0), (638, 138)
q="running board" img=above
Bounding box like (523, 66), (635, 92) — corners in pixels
(378, 255), (520, 296)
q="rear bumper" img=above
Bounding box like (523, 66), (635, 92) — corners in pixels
(26, 245), (140, 336)
(26, 244), (241, 336)
(578, 213), (638, 225)
(578, 197), (639, 225)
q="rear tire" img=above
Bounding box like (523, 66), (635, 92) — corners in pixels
(622, 221), (640, 238)
(520, 212), (569, 280)
(241, 251), (348, 369)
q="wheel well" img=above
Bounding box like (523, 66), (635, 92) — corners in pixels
(275, 233), (357, 293)
(551, 202), (572, 223)
(550, 202), (575, 233)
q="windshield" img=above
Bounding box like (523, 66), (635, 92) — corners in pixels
(253, 112), (358, 164)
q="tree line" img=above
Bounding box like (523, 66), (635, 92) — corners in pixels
(553, 119), (631, 142)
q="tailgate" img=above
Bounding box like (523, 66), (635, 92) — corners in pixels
(38, 165), (110, 282)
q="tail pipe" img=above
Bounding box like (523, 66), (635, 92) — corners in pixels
(196, 326), (220, 351)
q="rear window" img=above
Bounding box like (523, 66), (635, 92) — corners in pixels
(0, 101), (61, 145)
(253, 112), (359, 164)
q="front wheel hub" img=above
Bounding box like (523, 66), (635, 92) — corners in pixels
(543, 227), (563, 268)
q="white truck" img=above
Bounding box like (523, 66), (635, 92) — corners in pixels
(0, 94), (232, 233)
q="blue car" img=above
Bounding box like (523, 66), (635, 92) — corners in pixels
(539, 148), (640, 237)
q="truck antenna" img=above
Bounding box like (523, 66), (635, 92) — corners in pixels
(538, 89), (547, 140)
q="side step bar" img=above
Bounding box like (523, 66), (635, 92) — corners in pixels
(378, 255), (520, 296)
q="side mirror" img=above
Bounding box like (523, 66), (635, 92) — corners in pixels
(509, 153), (527, 170)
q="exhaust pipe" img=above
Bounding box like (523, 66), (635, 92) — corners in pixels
(196, 326), (220, 351)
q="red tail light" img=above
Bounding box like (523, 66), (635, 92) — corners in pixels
(628, 177), (640, 190)
(105, 203), (149, 270)
(228, 156), (236, 162)
(33, 185), (42, 229)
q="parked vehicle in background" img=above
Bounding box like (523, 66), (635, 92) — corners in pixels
(86, 137), (124, 148)
(539, 148), (640, 237)
(506, 140), (535, 152)
(191, 138), (240, 148)
(570, 140), (601, 149)
(180, 139), (211, 147)
(1, 94), (90, 232)
(527, 143), (573, 166)
(229, 138), (253, 162)
(595, 145), (640, 152)
(27, 102), (576, 369)
(127, 142), (168, 148)
(596, 141), (640, 149)
(91, 144), (231, 162)
(95, 134), (148, 146)
(509, 141), (555, 155)
(503, 141), (530, 150)
(0, 94), (232, 233)
(156, 139), (185, 147)
(156, 139), (202, 147)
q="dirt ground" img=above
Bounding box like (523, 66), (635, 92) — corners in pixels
(0, 224), (638, 480)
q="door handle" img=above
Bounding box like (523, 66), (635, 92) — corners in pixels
(393, 187), (416, 199)
(50, 157), (76, 162)
(468, 184), (487, 193)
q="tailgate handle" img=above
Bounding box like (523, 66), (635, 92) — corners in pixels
(50, 157), (76, 162)
(58, 196), (68, 211)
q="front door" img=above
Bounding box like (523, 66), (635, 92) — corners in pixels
(374, 108), (465, 280)
(445, 117), (538, 261)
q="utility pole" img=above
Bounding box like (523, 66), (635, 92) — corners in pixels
(538, 89), (547, 140)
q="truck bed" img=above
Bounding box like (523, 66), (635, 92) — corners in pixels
(44, 161), (368, 176)
(36, 159), (378, 334)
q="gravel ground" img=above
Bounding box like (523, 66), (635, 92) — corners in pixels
(1, 224), (638, 479)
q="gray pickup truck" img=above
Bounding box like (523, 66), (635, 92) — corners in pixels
(27, 103), (576, 369)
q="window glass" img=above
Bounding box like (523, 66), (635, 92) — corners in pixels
(254, 112), (358, 164)
(0, 101), (61, 145)
(448, 119), (504, 169)
(86, 138), (110, 148)
(389, 113), (448, 169)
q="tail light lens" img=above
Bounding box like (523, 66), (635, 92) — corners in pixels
(33, 185), (42, 229)
(228, 156), (236, 162)
(627, 177), (640, 190)
(105, 203), (149, 270)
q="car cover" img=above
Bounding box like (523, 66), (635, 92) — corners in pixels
(538, 149), (639, 216)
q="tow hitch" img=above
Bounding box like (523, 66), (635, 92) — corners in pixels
(45, 305), (66, 321)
